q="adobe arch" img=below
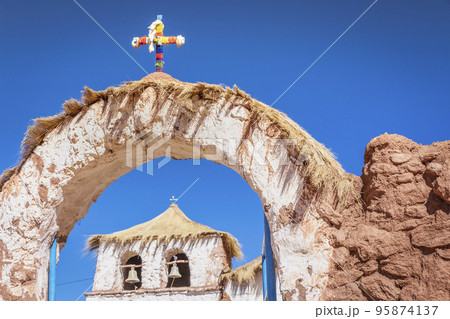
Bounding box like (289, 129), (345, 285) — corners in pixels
(0, 73), (355, 300)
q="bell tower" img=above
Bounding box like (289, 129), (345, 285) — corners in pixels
(84, 204), (241, 301)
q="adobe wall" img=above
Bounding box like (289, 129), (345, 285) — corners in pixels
(322, 135), (450, 300)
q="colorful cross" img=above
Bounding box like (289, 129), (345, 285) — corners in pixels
(132, 15), (185, 72)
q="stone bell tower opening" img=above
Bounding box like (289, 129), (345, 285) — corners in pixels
(122, 255), (142, 291)
(166, 253), (190, 288)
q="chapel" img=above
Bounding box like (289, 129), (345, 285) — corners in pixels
(84, 203), (263, 301)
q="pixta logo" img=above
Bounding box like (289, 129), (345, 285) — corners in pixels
(126, 130), (309, 176)
(126, 130), (172, 176)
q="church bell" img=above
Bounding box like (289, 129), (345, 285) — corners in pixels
(168, 263), (182, 279)
(125, 266), (140, 284)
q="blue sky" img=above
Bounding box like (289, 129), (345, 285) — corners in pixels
(0, 0), (449, 300)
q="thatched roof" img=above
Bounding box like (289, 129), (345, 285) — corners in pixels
(0, 73), (358, 203)
(86, 204), (242, 259)
(221, 256), (262, 284)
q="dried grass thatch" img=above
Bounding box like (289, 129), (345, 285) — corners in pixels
(0, 73), (357, 203)
(99, 79), (356, 201)
(82, 86), (107, 105)
(20, 114), (66, 168)
(86, 204), (243, 259)
(0, 167), (17, 188)
(221, 256), (262, 284)
(63, 98), (84, 116)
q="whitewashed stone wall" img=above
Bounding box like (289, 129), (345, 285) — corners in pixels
(224, 271), (264, 301)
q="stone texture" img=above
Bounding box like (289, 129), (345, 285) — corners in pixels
(390, 153), (412, 165)
(432, 161), (450, 204)
(436, 248), (450, 260)
(360, 273), (400, 301)
(343, 224), (409, 261)
(323, 134), (450, 301)
(411, 221), (450, 249)
(380, 253), (421, 278)
(360, 259), (378, 275)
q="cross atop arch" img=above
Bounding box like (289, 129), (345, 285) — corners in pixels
(131, 15), (185, 72)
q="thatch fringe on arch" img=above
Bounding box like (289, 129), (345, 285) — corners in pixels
(0, 77), (358, 203)
(220, 256), (262, 284)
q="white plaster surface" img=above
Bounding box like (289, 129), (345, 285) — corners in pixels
(224, 271), (264, 301)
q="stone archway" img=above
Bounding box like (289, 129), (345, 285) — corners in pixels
(0, 73), (356, 300)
